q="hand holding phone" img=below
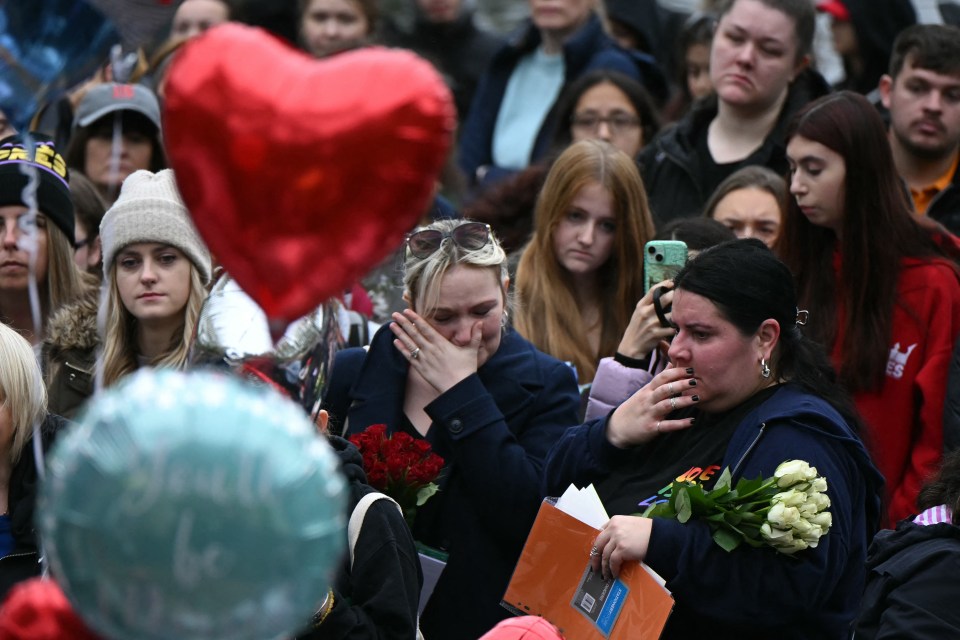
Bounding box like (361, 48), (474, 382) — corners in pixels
(643, 241), (687, 293)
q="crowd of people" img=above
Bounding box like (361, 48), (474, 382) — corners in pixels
(3, 0), (960, 638)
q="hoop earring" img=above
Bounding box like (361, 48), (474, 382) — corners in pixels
(760, 357), (771, 379)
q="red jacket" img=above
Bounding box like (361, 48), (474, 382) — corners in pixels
(833, 256), (960, 525)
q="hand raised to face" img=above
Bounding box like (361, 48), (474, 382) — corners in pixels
(391, 308), (483, 394)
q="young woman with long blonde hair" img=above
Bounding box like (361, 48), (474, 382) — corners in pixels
(44, 169), (210, 417)
(514, 139), (654, 384)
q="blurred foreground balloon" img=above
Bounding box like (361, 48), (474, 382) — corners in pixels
(190, 275), (342, 415)
(164, 24), (455, 328)
(0, 0), (119, 130)
(0, 579), (101, 640)
(39, 369), (347, 640)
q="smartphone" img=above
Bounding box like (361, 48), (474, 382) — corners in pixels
(644, 240), (687, 293)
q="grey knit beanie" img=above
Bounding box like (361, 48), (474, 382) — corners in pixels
(100, 169), (212, 283)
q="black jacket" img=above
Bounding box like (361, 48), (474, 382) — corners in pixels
(0, 414), (67, 601)
(382, 10), (504, 123)
(323, 327), (580, 640)
(855, 516), (960, 638)
(299, 436), (422, 640)
(945, 335), (960, 453)
(925, 157), (960, 235)
(457, 13), (660, 188)
(638, 68), (830, 226)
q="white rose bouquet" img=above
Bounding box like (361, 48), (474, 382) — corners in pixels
(642, 460), (832, 555)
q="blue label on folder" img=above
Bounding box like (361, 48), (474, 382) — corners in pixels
(571, 564), (630, 637)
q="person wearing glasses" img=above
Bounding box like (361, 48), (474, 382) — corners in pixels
(457, 0), (665, 192)
(0, 134), (91, 349)
(551, 69), (662, 160)
(322, 219), (581, 640)
(68, 172), (108, 279)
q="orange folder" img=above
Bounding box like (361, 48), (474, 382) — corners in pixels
(502, 500), (674, 639)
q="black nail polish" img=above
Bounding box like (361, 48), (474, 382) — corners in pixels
(691, 395), (700, 402)
(686, 367), (694, 375)
(689, 417), (696, 425)
(688, 379), (697, 387)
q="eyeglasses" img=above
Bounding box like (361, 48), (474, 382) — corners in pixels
(406, 222), (492, 258)
(571, 112), (641, 135)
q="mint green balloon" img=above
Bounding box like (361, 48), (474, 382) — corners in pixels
(39, 369), (347, 640)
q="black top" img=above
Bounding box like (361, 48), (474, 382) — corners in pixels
(596, 385), (781, 516)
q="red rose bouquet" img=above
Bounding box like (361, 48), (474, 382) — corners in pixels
(349, 424), (445, 525)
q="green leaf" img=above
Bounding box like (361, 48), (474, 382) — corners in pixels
(712, 527), (742, 552)
(643, 503), (676, 519)
(416, 483), (439, 507)
(676, 487), (692, 523)
(684, 483), (712, 512)
(724, 512), (743, 526)
(714, 467), (733, 492)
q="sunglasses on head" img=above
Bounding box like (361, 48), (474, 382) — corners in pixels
(406, 222), (492, 259)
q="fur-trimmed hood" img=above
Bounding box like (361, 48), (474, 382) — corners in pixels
(43, 288), (101, 358)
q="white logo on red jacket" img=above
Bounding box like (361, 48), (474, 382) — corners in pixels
(886, 342), (917, 380)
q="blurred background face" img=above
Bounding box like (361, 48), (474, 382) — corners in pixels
(416, 0), (461, 23)
(171, 0), (230, 40)
(83, 114), (155, 193)
(570, 82), (643, 157)
(301, 0), (370, 58)
(0, 110), (14, 140)
(709, 187), (781, 246)
(686, 42), (713, 100)
(529, 0), (595, 41)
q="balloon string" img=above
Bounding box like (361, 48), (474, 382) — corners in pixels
(16, 135), (44, 341)
(94, 282), (109, 397)
(107, 110), (123, 203)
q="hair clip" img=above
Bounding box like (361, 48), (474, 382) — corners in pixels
(795, 308), (809, 326)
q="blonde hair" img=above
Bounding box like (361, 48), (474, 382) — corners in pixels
(515, 139), (654, 383)
(0, 322), (47, 465)
(403, 219), (509, 318)
(99, 262), (206, 387)
(47, 221), (91, 311)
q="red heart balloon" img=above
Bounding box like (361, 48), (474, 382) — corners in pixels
(163, 24), (454, 324)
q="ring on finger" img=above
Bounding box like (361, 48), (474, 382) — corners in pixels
(589, 545), (600, 557)
(668, 382), (676, 396)
(669, 396), (677, 411)
(409, 347), (421, 360)
(655, 421), (661, 433)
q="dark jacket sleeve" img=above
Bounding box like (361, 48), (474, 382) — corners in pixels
(945, 335), (960, 453)
(425, 358), (580, 549)
(855, 533), (960, 639)
(643, 419), (867, 630)
(541, 415), (635, 498)
(322, 348), (368, 437)
(302, 498), (422, 640)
